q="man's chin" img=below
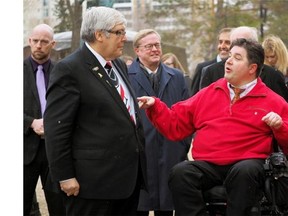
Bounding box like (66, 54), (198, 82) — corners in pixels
(224, 73), (230, 81)
(220, 53), (229, 60)
(32, 53), (46, 60)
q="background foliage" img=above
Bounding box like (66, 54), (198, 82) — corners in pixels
(53, 0), (288, 74)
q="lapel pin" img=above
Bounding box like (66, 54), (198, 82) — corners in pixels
(92, 66), (99, 71)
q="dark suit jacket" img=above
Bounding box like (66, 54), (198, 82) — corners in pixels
(190, 58), (217, 96)
(200, 60), (288, 102)
(44, 44), (147, 199)
(23, 58), (54, 165)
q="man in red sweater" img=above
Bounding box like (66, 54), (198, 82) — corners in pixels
(138, 38), (288, 216)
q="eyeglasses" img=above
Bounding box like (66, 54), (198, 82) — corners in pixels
(138, 43), (161, 50)
(105, 29), (126, 37)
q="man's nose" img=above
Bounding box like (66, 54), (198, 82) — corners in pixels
(122, 35), (127, 41)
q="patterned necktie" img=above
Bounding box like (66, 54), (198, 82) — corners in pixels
(105, 61), (119, 87)
(105, 62), (135, 123)
(36, 65), (46, 116)
(231, 86), (245, 104)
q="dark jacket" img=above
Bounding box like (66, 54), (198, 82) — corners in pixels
(200, 60), (288, 102)
(190, 58), (217, 96)
(44, 44), (147, 199)
(128, 59), (191, 210)
(23, 58), (54, 165)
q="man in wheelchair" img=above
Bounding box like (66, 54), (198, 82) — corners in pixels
(137, 38), (288, 216)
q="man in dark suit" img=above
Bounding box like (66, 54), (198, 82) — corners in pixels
(24, 24), (65, 215)
(44, 6), (147, 216)
(200, 26), (288, 102)
(190, 28), (233, 96)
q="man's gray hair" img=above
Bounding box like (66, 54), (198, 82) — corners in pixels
(230, 26), (258, 42)
(81, 6), (127, 43)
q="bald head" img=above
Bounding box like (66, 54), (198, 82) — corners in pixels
(31, 24), (54, 40)
(29, 24), (55, 63)
(230, 26), (258, 42)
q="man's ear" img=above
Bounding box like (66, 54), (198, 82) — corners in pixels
(134, 47), (140, 56)
(95, 31), (104, 42)
(249, 63), (257, 75)
(51, 40), (56, 48)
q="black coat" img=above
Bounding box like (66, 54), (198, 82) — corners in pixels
(23, 58), (54, 165)
(128, 60), (191, 210)
(190, 58), (217, 96)
(200, 60), (288, 102)
(44, 44), (147, 199)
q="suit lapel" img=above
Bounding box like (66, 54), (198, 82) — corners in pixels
(158, 64), (172, 98)
(82, 46), (120, 98)
(24, 59), (41, 106)
(134, 66), (156, 96)
(82, 45), (134, 123)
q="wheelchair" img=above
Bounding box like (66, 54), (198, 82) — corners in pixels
(203, 151), (288, 216)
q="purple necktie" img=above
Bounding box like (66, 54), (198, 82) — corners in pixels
(36, 65), (46, 116)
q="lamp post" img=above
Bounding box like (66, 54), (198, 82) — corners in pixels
(260, 0), (267, 40)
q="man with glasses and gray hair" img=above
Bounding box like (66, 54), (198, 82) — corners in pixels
(128, 29), (191, 216)
(44, 6), (147, 216)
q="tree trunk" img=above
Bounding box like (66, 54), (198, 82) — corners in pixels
(66, 0), (83, 52)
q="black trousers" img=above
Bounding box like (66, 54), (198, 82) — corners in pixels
(63, 171), (142, 216)
(24, 140), (65, 216)
(168, 159), (265, 216)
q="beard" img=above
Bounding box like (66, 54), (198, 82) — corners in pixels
(32, 51), (49, 62)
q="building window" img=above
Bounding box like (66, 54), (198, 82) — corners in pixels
(44, 7), (49, 17)
(43, 0), (48, 6)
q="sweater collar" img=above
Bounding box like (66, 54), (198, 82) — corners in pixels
(214, 77), (267, 98)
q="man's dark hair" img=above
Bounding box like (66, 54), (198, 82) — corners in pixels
(230, 38), (264, 76)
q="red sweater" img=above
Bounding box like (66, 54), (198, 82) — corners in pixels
(146, 78), (288, 165)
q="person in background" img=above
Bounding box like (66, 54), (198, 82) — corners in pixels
(44, 7), (147, 216)
(128, 29), (191, 216)
(24, 23), (65, 216)
(190, 27), (233, 96)
(138, 38), (288, 216)
(121, 54), (134, 67)
(161, 52), (192, 96)
(262, 34), (288, 87)
(200, 26), (288, 102)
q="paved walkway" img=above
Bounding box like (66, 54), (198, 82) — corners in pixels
(36, 179), (48, 216)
